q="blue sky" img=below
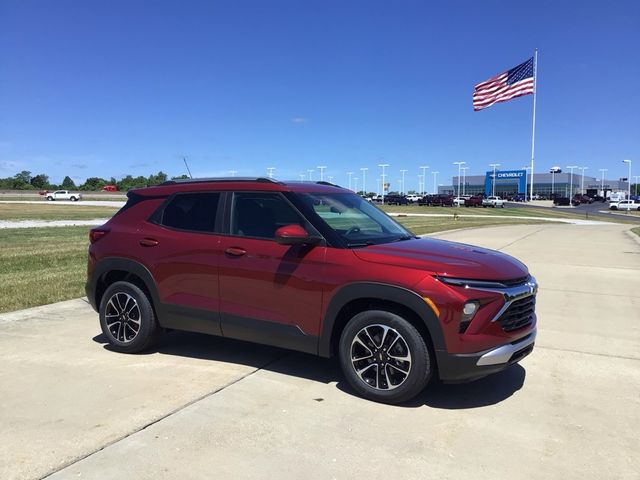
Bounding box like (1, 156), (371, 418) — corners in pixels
(1, 0), (639, 190)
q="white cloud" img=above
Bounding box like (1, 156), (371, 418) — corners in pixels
(291, 117), (308, 124)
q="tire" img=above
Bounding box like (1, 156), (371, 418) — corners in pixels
(70, 196), (77, 201)
(46, 196), (53, 201)
(339, 310), (432, 404)
(99, 281), (161, 353)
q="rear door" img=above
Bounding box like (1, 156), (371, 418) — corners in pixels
(217, 191), (326, 352)
(142, 191), (224, 335)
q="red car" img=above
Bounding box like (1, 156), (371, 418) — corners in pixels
(86, 178), (537, 404)
(464, 195), (483, 207)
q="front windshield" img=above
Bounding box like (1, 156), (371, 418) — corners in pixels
(298, 192), (414, 247)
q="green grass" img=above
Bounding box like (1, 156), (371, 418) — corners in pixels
(0, 203), (118, 221)
(631, 227), (640, 237)
(395, 216), (548, 235)
(0, 227), (91, 313)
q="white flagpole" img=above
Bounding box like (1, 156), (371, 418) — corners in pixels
(529, 49), (538, 201)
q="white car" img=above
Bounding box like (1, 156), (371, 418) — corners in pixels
(45, 190), (83, 202)
(610, 200), (640, 211)
(453, 196), (467, 206)
(482, 196), (505, 208)
(406, 194), (422, 203)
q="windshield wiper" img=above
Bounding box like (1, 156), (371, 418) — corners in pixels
(390, 235), (415, 242)
(346, 241), (375, 248)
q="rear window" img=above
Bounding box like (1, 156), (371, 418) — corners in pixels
(160, 192), (221, 233)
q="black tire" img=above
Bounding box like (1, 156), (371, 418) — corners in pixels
(339, 310), (432, 404)
(70, 196), (77, 201)
(47, 196), (53, 201)
(99, 281), (161, 353)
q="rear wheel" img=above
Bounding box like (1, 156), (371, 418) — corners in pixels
(339, 310), (432, 404)
(70, 196), (77, 201)
(46, 196), (53, 201)
(99, 281), (160, 353)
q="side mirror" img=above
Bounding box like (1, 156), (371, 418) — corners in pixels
(274, 224), (321, 246)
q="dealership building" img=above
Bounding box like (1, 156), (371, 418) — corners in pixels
(438, 169), (629, 197)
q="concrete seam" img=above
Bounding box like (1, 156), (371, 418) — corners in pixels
(39, 351), (290, 479)
(496, 226), (548, 251)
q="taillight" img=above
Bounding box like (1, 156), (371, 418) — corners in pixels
(89, 228), (108, 244)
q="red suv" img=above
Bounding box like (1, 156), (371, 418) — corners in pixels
(86, 178), (537, 404)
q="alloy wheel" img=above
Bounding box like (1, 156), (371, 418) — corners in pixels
(350, 324), (412, 390)
(104, 292), (141, 343)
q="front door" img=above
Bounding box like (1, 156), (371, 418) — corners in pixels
(218, 192), (326, 353)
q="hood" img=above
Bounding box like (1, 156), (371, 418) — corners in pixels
(352, 237), (528, 281)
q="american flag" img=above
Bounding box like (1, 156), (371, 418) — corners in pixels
(473, 57), (535, 111)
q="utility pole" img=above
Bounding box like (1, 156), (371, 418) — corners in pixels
(400, 169), (407, 195)
(378, 164), (389, 205)
(419, 166), (429, 195)
(598, 168), (608, 196)
(461, 166), (469, 196)
(267, 167), (275, 178)
(432, 171), (439, 194)
(360, 167), (368, 195)
(566, 165), (578, 198)
(317, 166), (327, 181)
(452, 162), (465, 201)
(489, 163), (500, 197)
(347, 172), (354, 191)
(579, 167), (588, 194)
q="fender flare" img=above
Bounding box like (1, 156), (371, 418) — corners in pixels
(88, 257), (160, 311)
(318, 282), (445, 357)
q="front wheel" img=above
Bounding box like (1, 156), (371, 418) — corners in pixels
(46, 196), (53, 201)
(99, 281), (161, 353)
(339, 310), (432, 404)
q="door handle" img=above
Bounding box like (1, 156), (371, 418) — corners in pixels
(139, 238), (159, 247)
(225, 247), (247, 257)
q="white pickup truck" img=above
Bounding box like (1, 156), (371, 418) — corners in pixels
(45, 190), (83, 202)
(482, 196), (505, 208)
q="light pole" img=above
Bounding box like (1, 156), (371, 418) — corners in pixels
(489, 163), (500, 197)
(432, 171), (439, 194)
(452, 162), (465, 201)
(419, 166), (429, 195)
(347, 171), (354, 191)
(599, 168), (608, 197)
(267, 167), (275, 178)
(360, 168), (368, 196)
(400, 169), (407, 195)
(418, 174), (424, 196)
(579, 167), (588, 194)
(229, 170), (237, 177)
(307, 169), (314, 181)
(623, 160), (632, 200)
(461, 166), (469, 196)
(378, 164), (389, 205)
(522, 165), (531, 199)
(317, 165), (327, 181)
(566, 165), (578, 198)
(353, 177), (359, 193)
(550, 166), (561, 197)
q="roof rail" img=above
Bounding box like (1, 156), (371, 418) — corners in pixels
(159, 177), (283, 186)
(315, 181), (344, 188)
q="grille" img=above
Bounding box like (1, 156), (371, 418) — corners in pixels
(497, 295), (536, 332)
(500, 275), (531, 287)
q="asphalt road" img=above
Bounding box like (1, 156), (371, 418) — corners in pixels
(509, 199), (640, 223)
(1, 223), (638, 480)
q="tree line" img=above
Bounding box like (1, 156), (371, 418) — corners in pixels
(0, 170), (190, 191)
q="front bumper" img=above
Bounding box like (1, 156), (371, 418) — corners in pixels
(437, 328), (536, 383)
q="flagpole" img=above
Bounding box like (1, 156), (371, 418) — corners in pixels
(529, 49), (538, 201)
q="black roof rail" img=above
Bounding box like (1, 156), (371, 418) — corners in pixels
(315, 181), (344, 188)
(159, 177), (284, 186)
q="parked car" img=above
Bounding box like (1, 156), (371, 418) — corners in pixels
(405, 194), (422, 203)
(453, 196), (466, 207)
(464, 196), (483, 207)
(429, 195), (454, 207)
(482, 196), (505, 208)
(384, 194), (410, 206)
(553, 197), (572, 206)
(45, 190), (82, 201)
(86, 178), (538, 404)
(610, 200), (640, 211)
(573, 194), (593, 205)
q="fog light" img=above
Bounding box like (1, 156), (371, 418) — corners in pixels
(459, 301), (479, 333)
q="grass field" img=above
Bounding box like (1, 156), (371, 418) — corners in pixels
(0, 203), (118, 221)
(0, 227), (90, 313)
(632, 227), (640, 237)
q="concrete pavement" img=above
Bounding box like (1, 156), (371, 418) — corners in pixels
(1, 223), (638, 479)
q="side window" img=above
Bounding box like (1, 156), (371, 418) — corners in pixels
(160, 192), (220, 233)
(231, 192), (304, 240)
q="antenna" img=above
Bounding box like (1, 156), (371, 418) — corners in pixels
(182, 156), (193, 179)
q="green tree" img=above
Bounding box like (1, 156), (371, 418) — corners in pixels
(14, 170), (32, 184)
(61, 176), (76, 189)
(30, 174), (50, 189)
(80, 177), (107, 191)
(171, 174), (190, 180)
(147, 171), (168, 186)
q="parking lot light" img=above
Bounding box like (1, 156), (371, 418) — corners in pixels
(489, 163), (501, 197)
(623, 160), (632, 201)
(566, 165), (578, 198)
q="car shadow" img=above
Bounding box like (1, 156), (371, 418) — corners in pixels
(92, 331), (526, 409)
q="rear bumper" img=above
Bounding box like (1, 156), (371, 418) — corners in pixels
(437, 328), (536, 383)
